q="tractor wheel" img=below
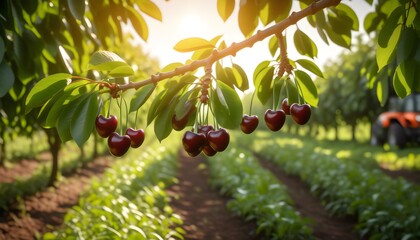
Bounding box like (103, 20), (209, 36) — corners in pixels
(388, 123), (406, 149)
(370, 120), (385, 146)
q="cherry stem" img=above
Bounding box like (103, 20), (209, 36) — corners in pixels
(249, 89), (256, 115)
(122, 96), (129, 132)
(119, 92), (123, 135)
(107, 97), (112, 118)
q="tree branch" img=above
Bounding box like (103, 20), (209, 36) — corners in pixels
(118, 0), (341, 91)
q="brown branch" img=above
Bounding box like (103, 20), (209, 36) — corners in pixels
(118, 0), (341, 91)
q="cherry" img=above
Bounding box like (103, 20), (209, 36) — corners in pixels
(240, 114), (259, 134)
(202, 145), (217, 156)
(197, 125), (217, 156)
(107, 132), (131, 157)
(290, 103), (311, 125)
(125, 128), (145, 148)
(282, 98), (291, 115)
(172, 105), (196, 131)
(264, 109), (286, 131)
(182, 131), (206, 157)
(207, 128), (230, 152)
(172, 115), (189, 131)
(95, 115), (118, 138)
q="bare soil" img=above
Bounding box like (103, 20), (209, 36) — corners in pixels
(166, 150), (263, 240)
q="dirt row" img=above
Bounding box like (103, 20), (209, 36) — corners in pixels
(0, 146), (419, 239)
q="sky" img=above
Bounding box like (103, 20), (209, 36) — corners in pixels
(137, 0), (374, 83)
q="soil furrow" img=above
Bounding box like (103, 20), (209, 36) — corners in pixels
(257, 156), (361, 240)
(0, 156), (112, 240)
(167, 150), (261, 240)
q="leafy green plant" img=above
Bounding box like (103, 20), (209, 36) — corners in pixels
(253, 134), (420, 239)
(43, 140), (183, 239)
(207, 145), (314, 239)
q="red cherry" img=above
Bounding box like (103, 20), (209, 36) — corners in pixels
(198, 125), (214, 134)
(240, 114), (259, 134)
(125, 128), (145, 148)
(172, 115), (189, 131)
(107, 132), (131, 157)
(197, 125), (217, 156)
(95, 115), (118, 138)
(207, 128), (230, 152)
(202, 145), (217, 156)
(182, 131), (206, 157)
(290, 103), (311, 125)
(264, 109), (286, 131)
(282, 98), (291, 115)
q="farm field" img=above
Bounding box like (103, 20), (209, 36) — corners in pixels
(1, 129), (420, 239)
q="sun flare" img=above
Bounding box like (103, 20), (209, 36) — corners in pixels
(179, 14), (203, 36)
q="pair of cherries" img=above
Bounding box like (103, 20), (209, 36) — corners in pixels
(182, 125), (230, 157)
(95, 115), (145, 157)
(240, 98), (311, 133)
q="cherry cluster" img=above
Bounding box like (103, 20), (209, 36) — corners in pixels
(182, 125), (230, 157)
(95, 115), (145, 157)
(240, 98), (311, 134)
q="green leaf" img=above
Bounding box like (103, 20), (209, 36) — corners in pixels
(217, 0), (235, 22)
(364, 12), (380, 33)
(127, 6), (149, 41)
(215, 62), (235, 88)
(393, 61), (415, 98)
(293, 29), (317, 59)
(161, 62), (183, 72)
(0, 62), (15, 97)
(254, 64), (274, 105)
(295, 59), (324, 78)
(154, 98), (177, 142)
(173, 37), (214, 52)
(109, 65), (135, 77)
(238, 0), (259, 37)
(376, 24), (402, 70)
(147, 76), (192, 125)
(70, 93), (99, 148)
(232, 64), (249, 91)
(130, 84), (155, 112)
(57, 98), (81, 142)
(378, 6), (403, 48)
(273, 77), (285, 110)
(25, 73), (71, 114)
(67, 0), (85, 21)
(376, 67), (389, 106)
(294, 70), (318, 107)
(286, 77), (299, 105)
(335, 3), (358, 31)
(138, 0), (162, 21)
(396, 27), (418, 64)
(211, 81), (243, 129)
(0, 37), (5, 63)
(88, 51), (133, 74)
(174, 88), (199, 119)
(324, 22), (351, 49)
(268, 36), (278, 57)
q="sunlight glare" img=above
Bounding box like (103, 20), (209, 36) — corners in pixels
(179, 14), (202, 36)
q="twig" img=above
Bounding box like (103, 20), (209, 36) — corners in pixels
(118, 0), (341, 91)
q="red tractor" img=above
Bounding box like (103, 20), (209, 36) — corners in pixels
(370, 93), (420, 148)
